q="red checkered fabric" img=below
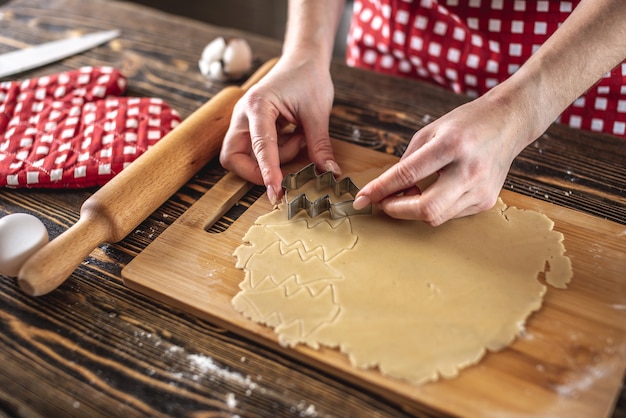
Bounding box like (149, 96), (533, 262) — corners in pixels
(347, 0), (626, 138)
(0, 66), (181, 188)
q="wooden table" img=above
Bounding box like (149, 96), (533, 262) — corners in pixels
(1, 0), (624, 416)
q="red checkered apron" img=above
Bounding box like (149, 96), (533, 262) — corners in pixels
(346, 0), (626, 138)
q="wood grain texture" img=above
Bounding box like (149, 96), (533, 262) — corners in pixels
(1, 0), (625, 417)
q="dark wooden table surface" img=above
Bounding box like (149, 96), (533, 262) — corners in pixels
(1, 0), (624, 417)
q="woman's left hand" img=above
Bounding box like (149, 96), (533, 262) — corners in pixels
(353, 91), (532, 226)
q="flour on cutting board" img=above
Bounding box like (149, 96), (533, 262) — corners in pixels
(231, 167), (573, 385)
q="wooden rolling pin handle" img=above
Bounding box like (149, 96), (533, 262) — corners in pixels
(18, 58), (278, 296)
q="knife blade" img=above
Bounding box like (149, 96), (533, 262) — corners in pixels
(0, 30), (120, 78)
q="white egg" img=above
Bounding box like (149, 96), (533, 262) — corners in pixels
(0, 213), (49, 277)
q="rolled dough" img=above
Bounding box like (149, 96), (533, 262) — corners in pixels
(232, 167), (572, 385)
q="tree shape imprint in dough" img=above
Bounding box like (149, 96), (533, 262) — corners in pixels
(232, 168), (573, 385)
(233, 214), (357, 347)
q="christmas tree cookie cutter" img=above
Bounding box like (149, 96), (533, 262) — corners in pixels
(281, 163), (372, 220)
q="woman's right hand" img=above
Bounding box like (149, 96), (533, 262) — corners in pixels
(219, 55), (340, 205)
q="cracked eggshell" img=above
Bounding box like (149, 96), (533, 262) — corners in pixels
(201, 60), (228, 82)
(222, 38), (252, 78)
(199, 37), (227, 80)
(200, 36), (227, 64)
(198, 37), (252, 81)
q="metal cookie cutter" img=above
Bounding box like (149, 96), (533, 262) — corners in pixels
(281, 163), (372, 220)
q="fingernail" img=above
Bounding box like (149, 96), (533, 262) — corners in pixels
(324, 160), (341, 176)
(353, 195), (371, 210)
(266, 185), (278, 206)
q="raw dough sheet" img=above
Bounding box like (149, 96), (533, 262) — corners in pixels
(232, 167), (572, 385)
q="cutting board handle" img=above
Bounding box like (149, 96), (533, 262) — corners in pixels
(18, 58), (278, 296)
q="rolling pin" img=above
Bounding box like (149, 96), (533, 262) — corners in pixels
(18, 58), (278, 296)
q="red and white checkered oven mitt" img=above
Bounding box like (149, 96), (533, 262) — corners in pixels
(0, 66), (181, 188)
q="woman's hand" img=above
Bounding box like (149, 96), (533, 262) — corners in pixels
(219, 56), (339, 205)
(354, 90), (531, 226)
(353, 0), (626, 227)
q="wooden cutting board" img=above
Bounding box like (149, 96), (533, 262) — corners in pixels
(122, 139), (626, 418)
